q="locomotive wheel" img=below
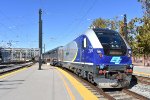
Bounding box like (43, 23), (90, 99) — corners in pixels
(73, 68), (76, 73)
(78, 69), (82, 77)
(90, 76), (95, 84)
(75, 69), (78, 75)
(81, 71), (87, 79)
(87, 73), (95, 84)
(87, 73), (91, 82)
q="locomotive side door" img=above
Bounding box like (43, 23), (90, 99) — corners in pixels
(80, 37), (87, 78)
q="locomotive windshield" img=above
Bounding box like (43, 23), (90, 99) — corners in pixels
(94, 29), (127, 56)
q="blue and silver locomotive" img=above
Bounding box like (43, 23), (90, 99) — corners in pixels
(49, 28), (133, 88)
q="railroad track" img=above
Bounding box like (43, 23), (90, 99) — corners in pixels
(133, 75), (150, 85)
(60, 67), (150, 100)
(0, 62), (34, 75)
(104, 88), (149, 100)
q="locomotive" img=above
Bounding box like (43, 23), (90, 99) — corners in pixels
(46, 28), (133, 88)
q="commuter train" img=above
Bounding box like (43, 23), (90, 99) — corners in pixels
(43, 46), (63, 66)
(45, 28), (133, 88)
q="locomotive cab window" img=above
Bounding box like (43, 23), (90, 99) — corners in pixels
(94, 29), (127, 56)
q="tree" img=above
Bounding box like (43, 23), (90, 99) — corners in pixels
(91, 18), (107, 28)
(91, 17), (119, 31)
(127, 18), (140, 56)
(118, 20), (124, 36)
(138, 0), (150, 18)
(136, 16), (150, 55)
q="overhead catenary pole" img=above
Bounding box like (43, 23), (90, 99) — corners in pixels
(124, 14), (128, 42)
(39, 9), (43, 70)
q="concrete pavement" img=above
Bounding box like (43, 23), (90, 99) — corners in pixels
(0, 64), (81, 100)
(133, 65), (150, 77)
(0, 63), (98, 100)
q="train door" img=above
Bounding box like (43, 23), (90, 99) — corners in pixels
(80, 37), (87, 78)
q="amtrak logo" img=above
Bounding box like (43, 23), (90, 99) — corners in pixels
(110, 57), (122, 64)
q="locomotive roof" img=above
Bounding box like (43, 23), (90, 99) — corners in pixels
(43, 46), (63, 54)
(93, 28), (117, 33)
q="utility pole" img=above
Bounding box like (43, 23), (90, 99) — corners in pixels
(44, 44), (45, 53)
(39, 9), (42, 70)
(43, 44), (45, 62)
(124, 14), (128, 42)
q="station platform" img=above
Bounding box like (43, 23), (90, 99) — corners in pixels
(0, 63), (98, 100)
(133, 65), (150, 77)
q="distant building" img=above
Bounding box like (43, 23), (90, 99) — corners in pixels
(0, 48), (39, 62)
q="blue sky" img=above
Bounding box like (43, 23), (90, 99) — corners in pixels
(0, 0), (143, 51)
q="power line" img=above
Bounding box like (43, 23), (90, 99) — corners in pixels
(40, 0), (98, 51)
(60, 0), (98, 40)
(0, 9), (39, 48)
(0, 10), (25, 42)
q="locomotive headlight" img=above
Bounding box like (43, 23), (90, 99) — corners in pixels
(128, 50), (132, 57)
(129, 50), (131, 54)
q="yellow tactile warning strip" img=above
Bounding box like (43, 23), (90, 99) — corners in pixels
(56, 67), (98, 100)
(133, 71), (150, 77)
(0, 65), (32, 79)
(56, 70), (75, 100)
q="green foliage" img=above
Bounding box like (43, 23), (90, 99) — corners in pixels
(118, 20), (124, 36)
(91, 17), (118, 31)
(136, 16), (150, 55)
(91, 18), (107, 28)
(138, 0), (150, 18)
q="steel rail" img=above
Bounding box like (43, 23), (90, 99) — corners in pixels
(135, 75), (150, 85)
(61, 68), (115, 100)
(122, 89), (149, 100)
(0, 62), (34, 75)
(59, 67), (150, 100)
